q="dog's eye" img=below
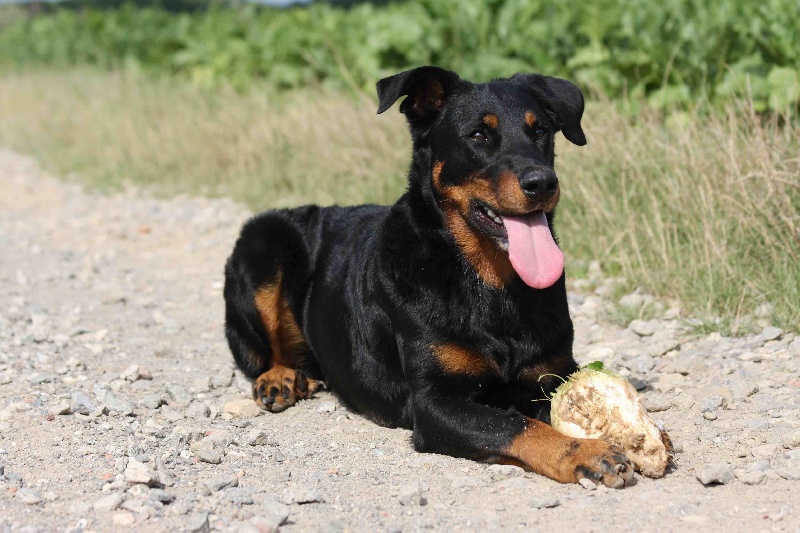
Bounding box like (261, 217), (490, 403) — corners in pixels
(470, 131), (489, 142)
(534, 127), (547, 137)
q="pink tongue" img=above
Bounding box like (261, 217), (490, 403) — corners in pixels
(501, 212), (564, 289)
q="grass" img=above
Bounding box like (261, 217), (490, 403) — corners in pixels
(1, 69), (798, 332)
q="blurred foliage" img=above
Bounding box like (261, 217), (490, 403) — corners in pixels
(0, 0), (798, 111)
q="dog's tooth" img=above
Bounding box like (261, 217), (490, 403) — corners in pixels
(486, 208), (497, 218)
(493, 216), (502, 225)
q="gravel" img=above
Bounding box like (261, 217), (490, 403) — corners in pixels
(1, 148), (799, 531)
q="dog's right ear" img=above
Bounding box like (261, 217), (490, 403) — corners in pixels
(376, 66), (462, 123)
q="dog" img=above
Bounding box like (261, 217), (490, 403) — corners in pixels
(224, 66), (633, 488)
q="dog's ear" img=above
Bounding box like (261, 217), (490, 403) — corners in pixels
(512, 74), (587, 146)
(376, 66), (462, 122)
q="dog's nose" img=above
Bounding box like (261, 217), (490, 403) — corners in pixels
(519, 168), (558, 198)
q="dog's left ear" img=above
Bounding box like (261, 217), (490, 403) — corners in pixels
(376, 66), (462, 123)
(512, 74), (587, 146)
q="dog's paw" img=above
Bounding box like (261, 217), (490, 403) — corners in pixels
(252, 366), (323, 413)
(573, 440), (634, 489)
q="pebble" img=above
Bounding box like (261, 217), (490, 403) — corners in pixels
(643, 394), (673, 412)
(397, 483), (427, 506)
(207, 475), (239, 493)
(751, 443), (779, 459)
(69, 391), (95, 415)
(737, 471), (765, 485)
(281, 487), (324, 504)
(15, 488), (43, 505)
(148, 488), (175, 503)
(486, 464), (524, 481)
(697, 464), (735, 485)
(701, 396), (724, 413)
(317, 401), (336, 413)
(188, 512), (211, 533)
(629, 319), (657, 336)
(530, 497), (560, 509)
(246, 429), (276, 446)
(49, 402), (71, 416)
(166, 384), (191, 405)
(776, 468), (800, 481)
(125, 458), (158, 486)
(578, 478), (596, 490)
(212, 369), (234, 389)
(112, 512), (136, 526)
(93, 383), (134, 415)
(251, 501), (290, 533)
(185, 402), (210, 419)
(197, 449), (222, 464)
(222, 399), (260, 418)
(94, 492), (124, 511)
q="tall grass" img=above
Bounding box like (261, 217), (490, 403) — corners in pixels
(0, 70), (797, 331)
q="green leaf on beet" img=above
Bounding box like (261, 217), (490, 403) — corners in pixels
(583, 361), (605, 371)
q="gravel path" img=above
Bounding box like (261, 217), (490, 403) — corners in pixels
(1, 147), (799, 532)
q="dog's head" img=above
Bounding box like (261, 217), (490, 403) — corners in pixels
(377, 67), (586, 290)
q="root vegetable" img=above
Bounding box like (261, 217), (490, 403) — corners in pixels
(549, 362), (673, 478)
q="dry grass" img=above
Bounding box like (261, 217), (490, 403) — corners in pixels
(1, 70), (797, 331)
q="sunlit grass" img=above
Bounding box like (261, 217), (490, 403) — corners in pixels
(1, 70), (797, 331)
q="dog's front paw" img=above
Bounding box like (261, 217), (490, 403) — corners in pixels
(252, 366), (323, 413)
(572, 440), (634, 489)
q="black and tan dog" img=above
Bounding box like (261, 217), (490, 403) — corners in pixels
(224, 66), (633, 487)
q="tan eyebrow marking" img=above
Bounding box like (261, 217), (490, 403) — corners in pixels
(483, 114), (499, 128)
(525, 112), (536, 127)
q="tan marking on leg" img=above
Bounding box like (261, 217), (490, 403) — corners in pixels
(505, 418), (633, 487)
(430, 343), (500, 377)
(253, 270), (309, 369)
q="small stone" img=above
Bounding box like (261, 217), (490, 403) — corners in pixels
(121, 365), (141, 381)
(222, 399), (260, 418)
(207, 475), (239, 493)
(225, 486), (255, 506)
(697, 464), (735, 485)
(140, 394), (167, 410)
(703, 412), (718, 421)
(69, 501), (92, 515)
(112, 512), (135, 526)
(749, 460), (771, 472)
(254, 498), (290, 532)
(487, 464), (524, 481)
(397, 483), (426, 506)
(211, 368), (234, 389)
(630, 355), (655, 374)
(93, 383), (134, 415)
(738, 471), (765, 485)
(125, 458), (158, 486)
(752, 443), (779, 459)
(148, 488), (176, 503)
(530, 497), (560, 509)
(629, 319), (657, 336)
(317, 401), (336, 413)
(628, 377), (647, 391)
(449, 476), (484, 489)
(166, 384), (191, 405)
(758, 326), (783, 343)
(186, 402), (210, 419)
(15, 488), (43, 504)
(775, 467), (800, 481)
(197, 449), (222, 464)
(246, 429), (276, 446)
(782, 430), (800, 449)
(701, 396), (724, 413)
(49, 402), (71, 416)
(281, 487), (324, 504)
(94, 492), (124, 511)
(189, 512), (210, 533)
(578, 478), (596, 490)
(69, 391), (95, 415)
(643, 394), (673, 412)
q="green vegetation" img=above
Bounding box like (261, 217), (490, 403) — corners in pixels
(1, 71), (797, 331)
(0, 0), (799, 111)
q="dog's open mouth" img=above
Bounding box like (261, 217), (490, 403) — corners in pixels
(471, 201), (509, 250)
(469, 200), (565, 289)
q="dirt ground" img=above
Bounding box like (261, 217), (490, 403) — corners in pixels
(1, 148), (798, 532)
